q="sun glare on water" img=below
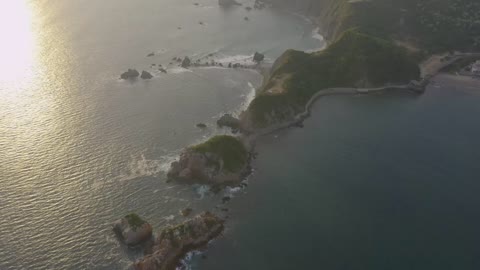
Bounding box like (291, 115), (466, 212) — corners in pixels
(0, 0), (35, 82)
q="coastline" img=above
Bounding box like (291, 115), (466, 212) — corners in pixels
(127, 2), (480, 269)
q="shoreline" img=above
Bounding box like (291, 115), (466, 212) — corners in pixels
(244, 51), (480, 141)
(129, 3), (480, 269)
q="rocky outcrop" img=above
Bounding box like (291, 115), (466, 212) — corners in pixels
(134, 212), (224, 270)
(217, 114), (241, 130)
(181, 57), (192, 68)
(159, 67), (168, 74)
(120, 69), (140, 80)
(167, 135), (249, 186)
(113, 213), (153, 246)
(253, 52), (265, 62)
(141, 71), (153, 79)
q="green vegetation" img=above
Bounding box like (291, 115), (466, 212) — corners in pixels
(191, 135), (248, 172)
(248, 30), (420, 127)
(125, 213), (146, 230)
(341, 0), (480, 51)
(273, 0), (480, 51)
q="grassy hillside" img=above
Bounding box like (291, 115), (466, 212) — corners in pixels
(267, 0), (480, 52)
(351, 0), (480, 51)
(191, 136), (248, 172)
(246, 30), (420, 127)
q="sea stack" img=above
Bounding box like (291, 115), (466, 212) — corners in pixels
(113, 213), (152, 246)
(141, 71), (153, 79)
(253, 52), (265, 62)
(120, 69), (140, 80)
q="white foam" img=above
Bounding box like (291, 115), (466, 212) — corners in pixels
(177, 251), (202, 270)
(169, 67), (194, 74)
(311, 27), (324, 42)
(215, 54), (256, 66)
(113, 152), (178, 183)
(232, 81), (257, 116)
(165, 215), (175, 222)
(194, 185), (211, 199)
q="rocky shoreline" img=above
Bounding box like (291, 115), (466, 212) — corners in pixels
(133, 212), (224, 270)
(112, 1), (476, 269)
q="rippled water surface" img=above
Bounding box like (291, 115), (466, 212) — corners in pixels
(0, 0), (323, 269)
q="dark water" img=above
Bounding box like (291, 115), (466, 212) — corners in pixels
(194, 75), (480, 270)
(0, 0), (323, 269)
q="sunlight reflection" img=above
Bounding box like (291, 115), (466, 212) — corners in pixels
(0, 0), (35, 82)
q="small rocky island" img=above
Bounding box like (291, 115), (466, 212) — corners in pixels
(167, 135), (249, 187)
(113, 213), (153, 246)
(120, 69), (140, 80)
(134, 212), (224, 270)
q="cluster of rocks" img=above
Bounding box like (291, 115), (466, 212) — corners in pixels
(121, 52), (264, 80)
(120, 69), (154, 80)
(134, 212), (224, 270)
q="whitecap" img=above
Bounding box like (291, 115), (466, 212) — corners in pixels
(165, 215), (175, 222)
(194, 185), (211, 199)
(169, 67), (194, 74)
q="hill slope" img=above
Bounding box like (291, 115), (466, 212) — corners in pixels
(243, 30), (420, 128)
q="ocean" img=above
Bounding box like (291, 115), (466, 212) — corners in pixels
(192, 74), (480, 270)
(0, 0), (323, 269)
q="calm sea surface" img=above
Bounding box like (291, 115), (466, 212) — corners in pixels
(194, 74), (480, 270)
(0, 0), (322, 269)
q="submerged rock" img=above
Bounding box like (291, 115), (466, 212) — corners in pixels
(134, 212), (224, 270)
(120, 69), (140, 80)
(147, 52), (155, 57)
(141, 71), (153, 79)
(253, 52), (265, 62)
(113, 213), (152, 246)
(196, 123), (207, 128)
